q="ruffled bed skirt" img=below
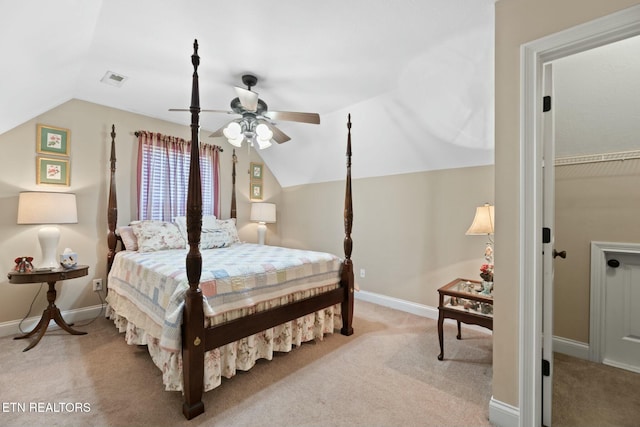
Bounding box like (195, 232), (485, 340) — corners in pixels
(106, 286), (342, 392)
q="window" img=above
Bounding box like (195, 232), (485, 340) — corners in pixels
(137, 132), (221, 221)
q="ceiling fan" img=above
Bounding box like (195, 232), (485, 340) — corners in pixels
(172, 74), (320, 149)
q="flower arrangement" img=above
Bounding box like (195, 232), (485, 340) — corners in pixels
(479, 263), (494, 282)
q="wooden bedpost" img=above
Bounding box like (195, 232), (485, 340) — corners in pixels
(341, 114), (354, 336)
(230, 149), (237, 219)
(107, 124), (118, 276)
(182, 39), (206, 420)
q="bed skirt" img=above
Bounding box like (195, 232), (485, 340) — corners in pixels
(106, 285), (342, 392)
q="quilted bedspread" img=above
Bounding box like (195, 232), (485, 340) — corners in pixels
(106, 243), (342, 352)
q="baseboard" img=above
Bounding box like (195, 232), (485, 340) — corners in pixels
(0, 304), (105, 338)
(489, 396), (519, 427)
(355, 290), (492, 335)
(603, 358), (640, 374)
(553, 335), (590, 360)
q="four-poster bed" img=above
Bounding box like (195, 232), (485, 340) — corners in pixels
(105, 40), (355, 420)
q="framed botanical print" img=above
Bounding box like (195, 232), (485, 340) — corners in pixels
(37, 156), (70, 186)
(250, 181), (263, 200)
(37, 124), (70, 156)
(250, 162), (263, 180)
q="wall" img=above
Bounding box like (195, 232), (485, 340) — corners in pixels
(280, 165), (494, 309)
(554, 159), (640, 343)
(494, 0), (640, 409)
(0, 99), (281, 326)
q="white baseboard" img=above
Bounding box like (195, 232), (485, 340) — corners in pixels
(603, 358), (640, 374)
(355, 290), (492, 335)
(553, 335), (590, 360)
(0, 304), (105, 338)
(489, 396), (520, 427)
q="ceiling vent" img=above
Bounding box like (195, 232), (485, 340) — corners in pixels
(100, 71), (128, 87)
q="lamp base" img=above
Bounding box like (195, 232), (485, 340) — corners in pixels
(38, 226), (61, 269)
(257, 222), (267, 245)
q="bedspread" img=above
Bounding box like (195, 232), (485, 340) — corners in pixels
(106, 243), (342, 351)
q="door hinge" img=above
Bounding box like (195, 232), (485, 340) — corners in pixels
(542, 227), (551, 244)
(542, 359), (551, 377)
(543, 96), (551, 112)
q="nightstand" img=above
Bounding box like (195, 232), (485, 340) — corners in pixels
(7, 265), (89, 351)
(437, 277), (493, 361)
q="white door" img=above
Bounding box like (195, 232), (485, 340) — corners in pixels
(541, 62), (555, 427)
(604, 252), (640, 372)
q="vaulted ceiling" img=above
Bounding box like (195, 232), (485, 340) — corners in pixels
(1, 0), (495, 187)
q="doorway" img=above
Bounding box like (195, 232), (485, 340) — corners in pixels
(519, 5), (640, 427)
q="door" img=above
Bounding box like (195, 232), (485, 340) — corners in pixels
(541, 62), (555, 427)
(604, 252), (640, 372)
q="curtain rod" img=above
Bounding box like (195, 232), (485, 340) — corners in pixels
(134, 131), (223, 152)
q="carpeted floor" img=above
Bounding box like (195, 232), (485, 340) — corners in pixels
(0, 300), (493, 427)
(552, 352), (640, 427)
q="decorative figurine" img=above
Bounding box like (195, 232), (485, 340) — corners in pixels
(14, 256), (34, 273)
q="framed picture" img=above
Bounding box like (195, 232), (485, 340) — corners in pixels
(250, 162), (263, 180)
(37, 124), (70, 156)
(37, 157), (70, 186)
(250, 181), (263, 200)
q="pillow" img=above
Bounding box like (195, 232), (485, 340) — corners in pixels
(173, 215), (217, 242)
(216, 218), (240, 243)
(117, 225), (138, 251)
(200, 229), (233, 249)
(131, 220), (185, 252)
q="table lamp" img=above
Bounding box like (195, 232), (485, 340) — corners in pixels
(250, 202), (276, 245)
(466, 203), (495, 284)
(17, 192), (78, 269)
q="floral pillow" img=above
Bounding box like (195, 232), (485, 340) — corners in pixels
(173, 215), (217, 242)
(131, 220), (185, 252)
(216, 218), (240, 243)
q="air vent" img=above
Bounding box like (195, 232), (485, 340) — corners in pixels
(100, 71), (128, 87)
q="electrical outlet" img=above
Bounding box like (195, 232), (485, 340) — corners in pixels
(92, 278), (103, 292)
(360, 269), (365, 278)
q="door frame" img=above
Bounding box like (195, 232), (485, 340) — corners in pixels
(519, 5), (640, 426)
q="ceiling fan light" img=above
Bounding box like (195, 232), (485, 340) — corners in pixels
(223, 121), (242, 139)
(255, 123), (273, 140)
(228, 135), (244, 147)
(256, 138), (272, 150)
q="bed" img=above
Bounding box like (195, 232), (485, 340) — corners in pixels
(105, 40), (355, 420)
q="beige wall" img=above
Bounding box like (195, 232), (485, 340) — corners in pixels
(0, 99), (281, 325)
(280, 165), (494, 308)
(554, 159), (640, 343)
(495, 0), (640, 408)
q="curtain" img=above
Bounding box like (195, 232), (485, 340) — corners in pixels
(137, 131), (221, 221)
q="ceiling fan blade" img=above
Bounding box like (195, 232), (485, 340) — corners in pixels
(263, 111), (320, 124)
(169, 108), (234, 114)
(263, 122), (291, 144)
(234, 87), (259, 112)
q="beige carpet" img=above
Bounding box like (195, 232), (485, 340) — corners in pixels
(552, 352), (640, 427)
(0, 300), (493, 427)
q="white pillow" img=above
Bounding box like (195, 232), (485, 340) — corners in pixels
(131, 220), (185, 252)
(117, 225), (138, 251)
(200, 229), (234, 249)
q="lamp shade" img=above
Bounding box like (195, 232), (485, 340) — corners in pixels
(250, 203), (276, 223)
(17, 192), (78, 224)
(466, 203), (494, 235)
